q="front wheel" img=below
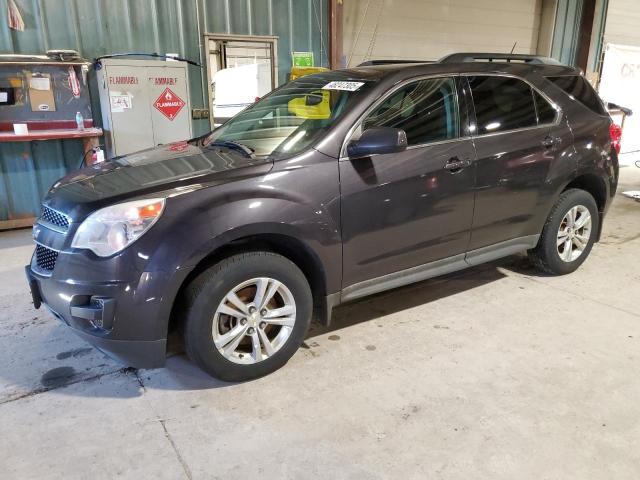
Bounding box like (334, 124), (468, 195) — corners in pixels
(528, 189), (599, 275)
(180, 252), (312, 381)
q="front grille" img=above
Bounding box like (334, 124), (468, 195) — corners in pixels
(40, 206), (70, 231)
(35, 244), (59, 272)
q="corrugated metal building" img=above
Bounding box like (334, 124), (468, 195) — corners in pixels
(0, 0), (329, 227)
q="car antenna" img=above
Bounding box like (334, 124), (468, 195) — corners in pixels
(510, 42), (517, 54)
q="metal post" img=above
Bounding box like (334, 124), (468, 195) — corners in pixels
(329, 0), (343, 69)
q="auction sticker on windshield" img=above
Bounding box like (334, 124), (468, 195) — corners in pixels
(322, 81), (365, 91)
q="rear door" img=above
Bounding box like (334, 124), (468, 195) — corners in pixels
(340, 76), (476, 291)
(465, 75), (564, 255)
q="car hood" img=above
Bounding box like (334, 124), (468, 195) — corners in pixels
(44, 140), (273, 217)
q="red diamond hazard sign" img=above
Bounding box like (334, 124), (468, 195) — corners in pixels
(153, 88), (186, 121)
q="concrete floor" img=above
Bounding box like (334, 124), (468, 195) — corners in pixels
(1, 162), (639, 480)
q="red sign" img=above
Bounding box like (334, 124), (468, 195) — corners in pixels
(153, 88), (185, 121)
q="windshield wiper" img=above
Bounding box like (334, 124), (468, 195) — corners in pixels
(209, 140), (255, 158)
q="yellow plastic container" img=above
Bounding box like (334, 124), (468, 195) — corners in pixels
(289, 66), (329, 81)
(288, 90), (331, 119)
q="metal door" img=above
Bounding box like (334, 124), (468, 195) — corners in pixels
(147, 65), (192, 145)
(205, 35), (278, 126)
(102, 64), (155, 155)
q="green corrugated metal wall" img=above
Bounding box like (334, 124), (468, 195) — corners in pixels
(549, 0), (609, 71)
(0, 0), (329, 224)
(551, 0), (584, 66)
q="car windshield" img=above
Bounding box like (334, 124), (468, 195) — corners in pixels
(202, 73), (374, 160)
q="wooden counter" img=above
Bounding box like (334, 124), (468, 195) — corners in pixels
(0, 127), (103, 155)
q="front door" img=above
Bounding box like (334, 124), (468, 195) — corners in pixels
(340, 76), (476, 291)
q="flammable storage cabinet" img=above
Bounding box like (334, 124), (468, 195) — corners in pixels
(96, 58), (192, 157)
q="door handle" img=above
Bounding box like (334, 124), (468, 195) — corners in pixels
(542, 135), (561, 149)
(444, 156), (471, 173)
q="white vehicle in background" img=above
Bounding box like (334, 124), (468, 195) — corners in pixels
(212, 63), (272, 125)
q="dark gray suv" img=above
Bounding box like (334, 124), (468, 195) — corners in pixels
(26, 53), (619, 381)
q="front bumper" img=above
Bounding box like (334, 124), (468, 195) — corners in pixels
(25, 263), (185, 369)
(66, 328), (166, 368)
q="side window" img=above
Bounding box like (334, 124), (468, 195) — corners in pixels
(362, 77), (459, 145)
(546, 75), (607, 115)
(533, 90), (557, 124)
(468, 76), (537, 134)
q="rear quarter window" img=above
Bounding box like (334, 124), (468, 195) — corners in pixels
(546, 75), (607, 115)
(533, 90), (557, 124)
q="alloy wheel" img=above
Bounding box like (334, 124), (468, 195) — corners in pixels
(557, 205), (592, 262)
(212, 277), (296, 364)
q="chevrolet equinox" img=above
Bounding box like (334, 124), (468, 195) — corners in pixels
(26, 53), (619, 381)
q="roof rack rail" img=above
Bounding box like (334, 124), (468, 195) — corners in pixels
(439, 53), (562, 66)
(357, 59), (432, 66)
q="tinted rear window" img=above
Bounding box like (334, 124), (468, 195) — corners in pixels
(546, 75), (607, 115)
(468, 76), (538, 134)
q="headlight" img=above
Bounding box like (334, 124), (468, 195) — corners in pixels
(72, 198), (165, 257)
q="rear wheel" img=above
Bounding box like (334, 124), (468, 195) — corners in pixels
(528, 189), (599, 275)
(180, 252), (312, 381)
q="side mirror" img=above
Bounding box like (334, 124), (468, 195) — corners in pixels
(347, 127), (408, 159)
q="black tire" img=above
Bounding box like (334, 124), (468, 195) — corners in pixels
(528, 188), (599, 275)
(179, 251), (312, 382)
